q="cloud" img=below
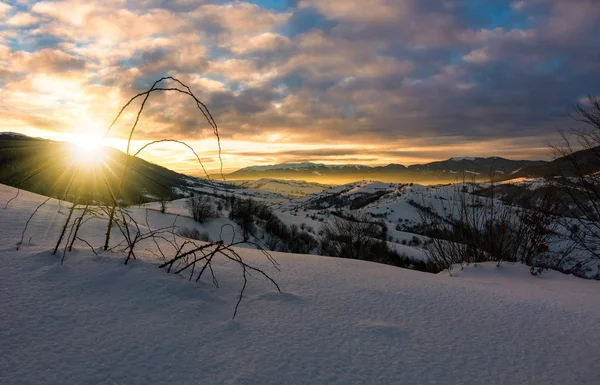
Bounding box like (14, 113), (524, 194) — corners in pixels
(300, 0), (407, 23)
(0, 3), (11, 19)
(463, 48), (492, 64)
(0, 0), (599, 172)
(230, 32), (291, 55)
(511, 1), (527, 11)
(189, 2), (291, 37)
(6, 12), (39, 27)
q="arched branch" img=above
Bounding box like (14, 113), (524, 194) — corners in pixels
(133, 139), (210, 180)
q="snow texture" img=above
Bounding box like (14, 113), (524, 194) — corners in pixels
(1, 183), (599, 384)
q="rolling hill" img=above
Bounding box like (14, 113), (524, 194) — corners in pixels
(0, 133), (194, 204)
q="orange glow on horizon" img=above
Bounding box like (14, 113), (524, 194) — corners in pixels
(8, 129), (552, 177)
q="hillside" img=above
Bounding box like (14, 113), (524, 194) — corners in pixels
(0, 133), (194, 204)
(499, 145), (600, 180)
(1, 182), (599, 384)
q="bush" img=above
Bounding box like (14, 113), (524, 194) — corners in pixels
(320, 213), (403, 266)
(287, 231), (319, 254)
(159, 199), (168, 214)
(408, 235), (422, 247)
(418, 182), (559, 273)
(230, 198), (255, 241)
(185, 194), (214, 223)
(178, 227), (210, 242)
(553, 95), (600, 265)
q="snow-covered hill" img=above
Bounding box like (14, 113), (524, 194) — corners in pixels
(1, 183), (599, 384)
(154, 178), (600, 277)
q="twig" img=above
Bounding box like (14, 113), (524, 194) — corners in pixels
(17, 197), (52, 250)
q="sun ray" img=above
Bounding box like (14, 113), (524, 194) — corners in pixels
(66, 136), (107, 169)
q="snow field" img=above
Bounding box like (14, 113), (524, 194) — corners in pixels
(1, 183), (600, 384)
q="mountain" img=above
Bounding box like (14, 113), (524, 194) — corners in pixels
(224, 158), (548, 184)
(0, 132), (195, 204)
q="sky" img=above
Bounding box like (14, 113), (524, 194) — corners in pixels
(1, 0), (599, 174)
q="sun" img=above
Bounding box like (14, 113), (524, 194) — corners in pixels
(67, 135), (107, 168)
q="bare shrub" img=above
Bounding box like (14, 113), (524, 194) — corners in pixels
(159, 199), (168, 214)
(264, 234), (282, 251)
(186, 194), (215, 223)
(419, 181), (559, 273)
(287, 225), (319, 254)
(178, 227), (210, 242)
(320, 212), (402, 266)
(552, 95), (600, 267)
(236, 199), (255, 242)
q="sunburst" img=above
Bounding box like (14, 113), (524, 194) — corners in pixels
(66, 134), (107, 169)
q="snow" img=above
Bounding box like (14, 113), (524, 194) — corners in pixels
(1, 183), (600, 384)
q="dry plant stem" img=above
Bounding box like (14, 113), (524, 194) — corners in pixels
(221, 245), (281, 291)
(101, 174), (120, 251)
(133, 140), (210, 181)
(16, 196), (52, 250)
(61, 212), (79, 263)
(53, 200), (77, 255)
(159, 242), (219, 272)
(158, 239), (280, 319)
(68, 204), (89, 252)
(234, 264), (248, 319)
(102, 77), (223, 251)
(4, 189), (20, 209)
(3, 160), (63, 209)
(103, 78), (222, 177)
(75, 237), (99, 256)
(219, 245), (280, 319)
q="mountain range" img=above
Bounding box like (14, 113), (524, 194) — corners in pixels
(222, 158), (548, 184)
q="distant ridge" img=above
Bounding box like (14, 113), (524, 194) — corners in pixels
(222, 158), (548, 184)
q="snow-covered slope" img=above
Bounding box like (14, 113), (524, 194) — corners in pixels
(1, 183), (599, 384)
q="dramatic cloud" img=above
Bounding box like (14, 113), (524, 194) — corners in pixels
(1, 0), (599, 173)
